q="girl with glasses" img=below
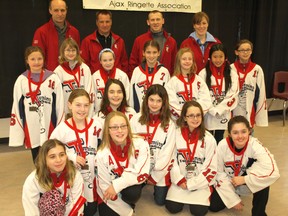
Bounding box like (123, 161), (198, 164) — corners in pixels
(96, 111), (150, 216)
(230, 39), (268, 127)
(130, 84), (176, 206)
(209, 116), (279, 215)
(54, 37), (94, 117)
(198, 43), (239, 143)
(50, 88), (103, 216)
(165, 100), (217, 215)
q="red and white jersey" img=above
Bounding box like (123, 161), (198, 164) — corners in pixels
(96, 137), (150, 216)
(92, 68), (130, 113)
(50, 118), (103, 202)
(165, 74), (212, 121)
(230, 61), (268, 127)
(130, 113), (176, 186)
(54, 62), (94, 117)
(95, 106), (136, 125)
(166, 129), (217, 206)
(129, 63), (170, 112)
(215, 136), (280, 209)
(9, 70), (64, 149)
(198, 68), (239, 130)
(22, 170), (84, 216)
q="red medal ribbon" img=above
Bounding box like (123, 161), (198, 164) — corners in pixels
(27, 70), (44, 105)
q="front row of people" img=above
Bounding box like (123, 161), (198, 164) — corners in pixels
(22, 86), (279, 216)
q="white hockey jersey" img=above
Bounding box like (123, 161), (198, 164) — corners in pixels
(92, 67), (130, 113)
(215, 136), (280, 209)
(129, 63), (170, 112)
(166, 129), (217, 206)
(96, 137), (150, 216)
(9, 70), (64, 149)
(165, 74), (212, 121)
(230, 61), (268, 127)
(54, 62), (94, 117)
(22, 170), (84, 216)
(130, 113), (176, 186)
(50, 117), (103, 202)
(198, 67), (239, 130)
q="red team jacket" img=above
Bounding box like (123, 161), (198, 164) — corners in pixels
(32, 19), (80, 71)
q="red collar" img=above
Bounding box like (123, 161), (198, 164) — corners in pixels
(110, 138), (131, 159)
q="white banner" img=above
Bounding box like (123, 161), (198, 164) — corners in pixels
(82, 0), (202, 13)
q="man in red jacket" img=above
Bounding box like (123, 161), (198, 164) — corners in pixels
(129, 10), (178, 77)
(32, 0), (80, 71)
(81, 10), (128, 74)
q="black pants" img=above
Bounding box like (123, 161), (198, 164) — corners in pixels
(209, 186), (269, 216)
(84, 201), (97, 216)
(210, 130), (225, 144)
(165, 200), (208, 216)
(31, 146), (40, 164)
(98, 184), (142, 216)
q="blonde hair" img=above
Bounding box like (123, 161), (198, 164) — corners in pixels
(59, 38), (83, 64)
(35, 139), (76, 191)
(99, 111), (134, 158)
(173, 47), (197, 77)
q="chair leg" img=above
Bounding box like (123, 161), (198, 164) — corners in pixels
(268, 98), (276, 111)
(283, 100), (287, 126)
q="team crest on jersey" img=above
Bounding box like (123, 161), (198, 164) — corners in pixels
(96, 87), (105, 100)
(26, 90), (42, 106)
(224, 160), (246, 175)
(62, 79), (78, 92)
(136, 80), (148, 94)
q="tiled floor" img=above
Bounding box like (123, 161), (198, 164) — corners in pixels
(0, 115), (286, 216)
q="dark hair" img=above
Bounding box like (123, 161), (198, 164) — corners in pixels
(235, 39), (253, 51)
(192, 12), (209, 26)
(142, 40), (160, 63)
(205, 43), (232, 93)
(176, 100), (206, 140)
(147, 10), (163, 19)
(227, 115), (251, 134)
(24, 46), (45, 70)
(96, 10), (112, 20)
(99, 79), (129, 115)
(139, 84), (170, 128)
(66, 89), (90, 120)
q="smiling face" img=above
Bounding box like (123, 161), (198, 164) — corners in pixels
(184, 106), (202, 131)
(109, 115), (128, 145)
(143, 45), (160, 67)
(46, 144), (67, 174)
(180, 51), (193, 74)
(211, 50), (225, 68)
(147, 12), (164, 33)
(96, 14), (112, 37)
(108, 83), (124, 109)
(100, 52), (115, 71)
(49, 0), (67, 27)
(148, 94), (163, 114)
(26, 51), (44, 73)
(193, 17), (208, 38)
(64, 45), (77, 61)
(68, 95), (90, 122)
(229, 122), (250, 149)
(235, 43), (253, 64)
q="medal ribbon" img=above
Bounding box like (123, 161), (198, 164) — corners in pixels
(146, 118), (161, 145)
(27, 70), (44, 105)
(71, 118), (88, 159)
(182, 127), (199, 163)
(177, 74), (195, 101)
(144, 63), (158, 89)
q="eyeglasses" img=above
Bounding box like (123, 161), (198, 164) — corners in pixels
(237, 49), (252, 53)
(64, 49), (77, 53)
(186, 113), (202, 119)
(109, 125), (128, 131)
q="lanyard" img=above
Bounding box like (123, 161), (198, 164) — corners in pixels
(110, 146), (129, 174)
(27, 70), (44, 104)
(62, 64), (81, 88)
(146, 120), (161, 145)
(145, 63), (158, 89)
(71, 118), (88, 159)
(182, 127), (199, 163)
(99, 67), (116, 84)
(234, 60), (256, 90)
(231, 139), (249, 176)
(178, 74), (195, 101)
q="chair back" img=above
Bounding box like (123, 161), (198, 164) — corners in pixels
(273, 71), (288, 99)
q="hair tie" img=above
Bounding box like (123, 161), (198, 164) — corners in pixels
(99, 48), (115, 60)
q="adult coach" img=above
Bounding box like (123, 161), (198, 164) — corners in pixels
(181, 12), (220, 74)
(129, 10), (177, 77)
(81, 10), (128, 74)
(32, 0), (80, 71)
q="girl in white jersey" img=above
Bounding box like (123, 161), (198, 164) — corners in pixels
(198, 44), (239, 143)
(165, 100), (217, 215)
(166, 47), (212, 121)
(230, 39), (268, 127)
(130, 39), (170, 112)
(130, 84), (176, 206)
(96, 111), (150, 216)
(23, 139), (85, 216)
(9, 46), (64, 162)
(50, 89), (103, 216)
(92, 48), (130, 113)
(54, 38), (94, 117)
(209, 116), (280, 215)
(95, 79), (136, 124)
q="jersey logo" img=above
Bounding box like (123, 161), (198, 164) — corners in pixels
(176, 91), (188, 103)
(96, 88), (105, 100)
(136, 80), (148, 94)
(62, 79), (77, 92)
(66, 138), (84, 156)
(25, 90), (42, 106)
(224, 160), (242, 175)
